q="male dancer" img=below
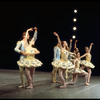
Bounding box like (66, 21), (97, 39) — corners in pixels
(52, 34), (61, 83)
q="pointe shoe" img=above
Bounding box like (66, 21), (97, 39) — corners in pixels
(52, 80), (60, 83)
(60, 84), (66, 88)
(18, 85), (25, 88)
(52, 80), (57, 83)
(26, 85), (33, 89)
(85, 83), (90, 86)
(60, 85), (66, 89)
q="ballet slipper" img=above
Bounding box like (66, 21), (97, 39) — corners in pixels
(18, 84), (25, 88)
(85, 82), (90, 86)
(26, 85), (33, 89)
(60, 84), (66, 88)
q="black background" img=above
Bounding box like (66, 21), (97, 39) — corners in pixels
(0, 0), (100, 76)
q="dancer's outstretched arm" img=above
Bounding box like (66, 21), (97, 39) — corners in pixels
(69, 51), (75, 55)
(80, 53), (87, 59)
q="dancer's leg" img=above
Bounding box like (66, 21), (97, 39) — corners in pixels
(25, 67), (33, 89)
(65, 69), (69, 79)
(80, 72), (89, 86)
(86, 67), (92, 83)
(18, 66), (25, 88)
(30, 67), (35, 86)
(66, 74), (77, 85)
(52, 66), (58, 83)
(58, 68), (66, 88)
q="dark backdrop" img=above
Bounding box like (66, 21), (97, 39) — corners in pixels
(0, 1), (100, 76)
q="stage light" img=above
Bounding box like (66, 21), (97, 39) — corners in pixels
(72, 35), (76, 39)
(73, 26), (77, 31)
(74, 9), (77, 13)
(73, 18), (77, 22)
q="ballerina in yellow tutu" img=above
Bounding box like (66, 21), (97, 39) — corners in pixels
(17, 27), (43, 89)
(52, 32), (75, 88)
(80, 43), (95, 83)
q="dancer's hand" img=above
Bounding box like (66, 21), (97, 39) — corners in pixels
(70, 39), (72, 43)
(20, 51), (28, 56)
(75, 40), (78, 43)
(33, 27), (38, 30)
(53, 32), (58, 37)
(91, 43), (94, 45)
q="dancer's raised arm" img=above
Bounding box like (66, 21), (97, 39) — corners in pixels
(89, 43), (94, 53)
(53, 32), (62, 49)
(69, 39), (72, 51)
(31, 27), (38, 42)
(74, 40), (78, 49)
(25, 28), (33, 38)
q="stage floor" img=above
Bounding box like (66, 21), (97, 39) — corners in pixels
(0, 69), (100, 99)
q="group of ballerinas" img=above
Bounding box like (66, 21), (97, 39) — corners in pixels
(14, 27), (95, 89)
(51, 32), (95, 88)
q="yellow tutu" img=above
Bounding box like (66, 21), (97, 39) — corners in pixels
(17, 58), (43, 68)
(68, 68), (86, 74)
(51, 59), (74, 69)
(17, 47), (43, 68)
(81, 60), (95, 69)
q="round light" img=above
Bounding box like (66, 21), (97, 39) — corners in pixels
(74, 9), (77, 13)
(73, 18), (77, 22)
(72, 35), (76, 39)
(73, 27), (77, 31)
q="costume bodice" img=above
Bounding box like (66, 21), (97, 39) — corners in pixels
(75, 59), (80, 69)
(25, 47), (36, 59)
(61, 49), (69, 61)
(86, 53), (91, 62)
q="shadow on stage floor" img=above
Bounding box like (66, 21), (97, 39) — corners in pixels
(0, 69), (100, 99)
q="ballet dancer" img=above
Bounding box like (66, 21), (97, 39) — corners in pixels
(52, 32), (75, 88)
(67, 52), (89, 86)
(51, 42), (61, 83)
(80, 43), (95, 83)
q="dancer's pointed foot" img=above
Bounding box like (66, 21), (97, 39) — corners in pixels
(18, 84), (25, 88)
(56, 80), (61, 83)
(52, 80), (57, 83)
(85, 82), (90, 86)
(60, 84), (66, 88)
(26, 85), (33, 89)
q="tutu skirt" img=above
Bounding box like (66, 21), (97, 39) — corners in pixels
(17, 57), (43, 68)
(51, 59), (74, 69)
(80, 60), (95, 69)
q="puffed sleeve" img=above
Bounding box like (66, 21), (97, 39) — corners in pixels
(14, 41), (22, 53)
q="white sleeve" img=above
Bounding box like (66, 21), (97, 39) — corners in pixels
(14, 41), (21, 53)
(32, 31), (38, 41)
